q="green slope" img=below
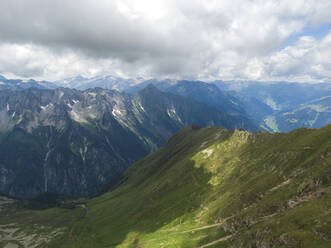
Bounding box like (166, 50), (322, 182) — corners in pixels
(1, 124), (331, 247)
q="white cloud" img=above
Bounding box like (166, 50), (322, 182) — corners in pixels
(0, 0), (330, 82)
(264, 32), (331, 82)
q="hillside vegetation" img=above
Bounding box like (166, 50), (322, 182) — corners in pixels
(1, 124), (331, 247)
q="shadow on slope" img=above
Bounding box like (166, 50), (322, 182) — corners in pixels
(57, 125), (233, 247)
(19, 124), (331, 248)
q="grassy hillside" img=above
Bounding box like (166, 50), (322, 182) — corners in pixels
(1, 124), (331, 247)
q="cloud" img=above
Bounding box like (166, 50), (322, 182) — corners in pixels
(265, 32), (331, 82)
(0, 0), (330, 82)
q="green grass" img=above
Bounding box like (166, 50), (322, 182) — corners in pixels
(2, 124), (331, 247)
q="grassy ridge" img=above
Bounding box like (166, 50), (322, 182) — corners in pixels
(1, 124), (331, 247)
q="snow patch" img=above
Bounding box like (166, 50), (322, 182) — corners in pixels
(230, 100), (239, 106)
(70, 110), (87, 123)
(136, 102), (145, 112)
(265, 97), (279, 110)
(112, 108), (123, 117)
(88, 92), (97, 97)
(58, 91), (64, 99)
(40, 103), (53, 111)
(167, 107), (183, 124)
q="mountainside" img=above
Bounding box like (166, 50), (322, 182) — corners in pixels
(228, 91), (274, 130)
(214, 81), (331, 132)
(1, 124), (330, 247)
(126, 80), (260, 131)
(0, 85), (237, 199)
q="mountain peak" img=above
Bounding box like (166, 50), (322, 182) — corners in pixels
(0, 74), (7, 81)
(138, 83), (161, 94)
(144, 83), (158, 90)
(73, 75), (86, 80)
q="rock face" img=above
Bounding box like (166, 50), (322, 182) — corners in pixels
(0, 86), (237, 199)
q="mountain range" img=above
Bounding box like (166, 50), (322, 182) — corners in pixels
(0, 85), (239, 199)
(126, 79), (259, 130)
(55, 75), (144, 91)
(214, 80), (331, 132)
(2, 73), (331, 132)
(0, 74), (57, 91)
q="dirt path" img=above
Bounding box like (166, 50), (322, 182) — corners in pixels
(268, 179), (291, 192)
(180, 223), (222, 233)
(198, 234), (233, 248)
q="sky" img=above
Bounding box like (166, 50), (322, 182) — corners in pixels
(0, 0), (331, 82)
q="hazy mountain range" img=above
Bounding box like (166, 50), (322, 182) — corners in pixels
(0, 74), (57, 91)
(3, 73), (330, 132)
(55, 75), (145, 92)
(215, 80), (331, 132)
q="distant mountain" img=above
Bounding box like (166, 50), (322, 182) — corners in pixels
(55, 75), (143, 91)
(275, 96), (331, 131)
(214, 81), (331, 131)
(0, 85), (238, 199)
(3, 74), (329, 133)
(126, 79), (260, 131)
(0, 74), (57, 90)
(0, 74), (7, 81)
(124, 78), (171, 94)
(2, 124), (331, 247)
(213, 81), (331, 110)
